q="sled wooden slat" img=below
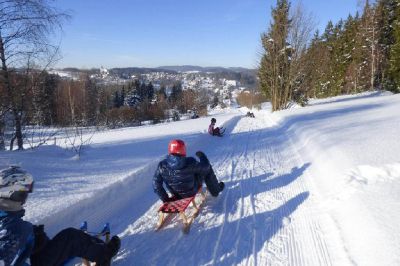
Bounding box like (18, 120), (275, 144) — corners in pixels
(156, 188), (206, 233)
(158, 196), (195, 213)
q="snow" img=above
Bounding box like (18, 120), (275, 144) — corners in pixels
(1, 91), (400, 265)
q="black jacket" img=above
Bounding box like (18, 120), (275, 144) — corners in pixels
(153, 153), (211, 202)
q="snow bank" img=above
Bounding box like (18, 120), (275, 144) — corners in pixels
(266, 92), (400, 265)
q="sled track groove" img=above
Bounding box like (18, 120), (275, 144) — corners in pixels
(86, 113), (351, 265)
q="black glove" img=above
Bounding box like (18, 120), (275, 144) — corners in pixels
(163, 197), (172, 203)
(164, 196), (178, 203)
(195, 151), (206, 158)
(196, 151), (210, 165)
(32, 224), (49, 254)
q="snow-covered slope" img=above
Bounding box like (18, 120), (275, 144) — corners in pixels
(1, 92), (399, 265)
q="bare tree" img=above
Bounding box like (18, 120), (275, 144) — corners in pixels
(288, 2), (316, 105)
(0, 81), (8, 149)
(25, 124), (59, 149)
(0, 0), (69, 150)
(64, 125), (95, 159)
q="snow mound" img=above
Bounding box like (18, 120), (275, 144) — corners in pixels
(347, 163), (400, 185)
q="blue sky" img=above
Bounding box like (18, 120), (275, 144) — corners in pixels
(53, 0), (361, 69)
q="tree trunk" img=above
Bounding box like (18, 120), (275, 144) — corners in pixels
(0, 33), (13, 150)
(0, 32), (24, 150)
(371, 26), (376, 90)
(68, 83), (75, 124)
(0, 118), (5, 150)
(9, 134), (16, 151)
(14, 110), (23, 150)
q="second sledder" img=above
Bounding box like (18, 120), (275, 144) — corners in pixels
(153, 139), (224, 202)
(152, 139), (225, 231)
(208, 118), (225, 137)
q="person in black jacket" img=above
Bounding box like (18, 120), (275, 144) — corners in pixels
(0, 166), (121, 266)
(153, 139), (225, 202)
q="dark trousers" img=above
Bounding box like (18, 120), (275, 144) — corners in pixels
(30, 228), (110, 266)
(213, 127), (221, 135)
(201, 165), (222, 197)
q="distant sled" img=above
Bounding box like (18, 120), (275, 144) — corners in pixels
(209, 127), (226, 137)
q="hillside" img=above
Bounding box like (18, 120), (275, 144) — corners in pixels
(1, 92), (399, 265)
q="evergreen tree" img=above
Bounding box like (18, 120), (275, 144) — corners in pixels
(312, 21), (337, 97)
(124, 80), (141, 107)
(113, 91), (120, 108)
(322, 21), (335, 42)
(258, 0), (292, 111)
(147, 82), (155, 101)
(290, 0), (399, 99)
(376, 0), (398, 88)
(31, 73), (58, 126)
(84, 75), (98, 125)
(170, 82), (183, 104)
(120, 87), (125, 106)
(137, 81), (148, 102)
(353, 0), (379, 92)
(124, 89), (140, 107)
(342, 14), (360, 94)
(113, 86), (126, 108)
(157, 86), (167, 101)
(388, 2), (400, 92)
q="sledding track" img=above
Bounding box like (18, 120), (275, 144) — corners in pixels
(11, 93), (399, 266)
(107, 114), (349, 265)
(40, 113), (352, 266)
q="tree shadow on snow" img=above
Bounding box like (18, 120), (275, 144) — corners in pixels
(309, 91), (385, 107)
(221, 163), (311, 203)
(115, 192), (309, 266)
(34, 116), (244, 237)
(227, 103), (383, 140)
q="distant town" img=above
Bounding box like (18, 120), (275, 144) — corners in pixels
(49, 65), (258, 107)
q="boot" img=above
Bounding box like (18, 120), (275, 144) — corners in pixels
(219, 182), (225, 192)
(99, 235), (121, 266)
(107, 235), (121, 258)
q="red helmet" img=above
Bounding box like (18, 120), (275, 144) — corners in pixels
(168, 139), (186, 156)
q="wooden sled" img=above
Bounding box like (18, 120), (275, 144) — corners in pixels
(156, 188), (206, 233)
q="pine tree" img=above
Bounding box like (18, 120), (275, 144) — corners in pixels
(120, 87), (125, 106)
(170, 82), (183, 105)
(83, 75), (98, 125)
(376, 0), (398, 88)
(113, 91), (120, 108)
(147, 82), (154, 101)
(342, 14), (360, 94)
(316, 21), (337, 97)
(258, 0), (292, 111)
(388, 2), (400, 92)
(124, 89), (140, 107)
(124, 80), (140, 107)
(356, 0), (379, 91)
(34, 73), (58, 126)
(157, 86), (167, 101)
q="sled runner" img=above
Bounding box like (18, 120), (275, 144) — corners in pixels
(80, 221), (111, 266)
(156, 188), (206, 233)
